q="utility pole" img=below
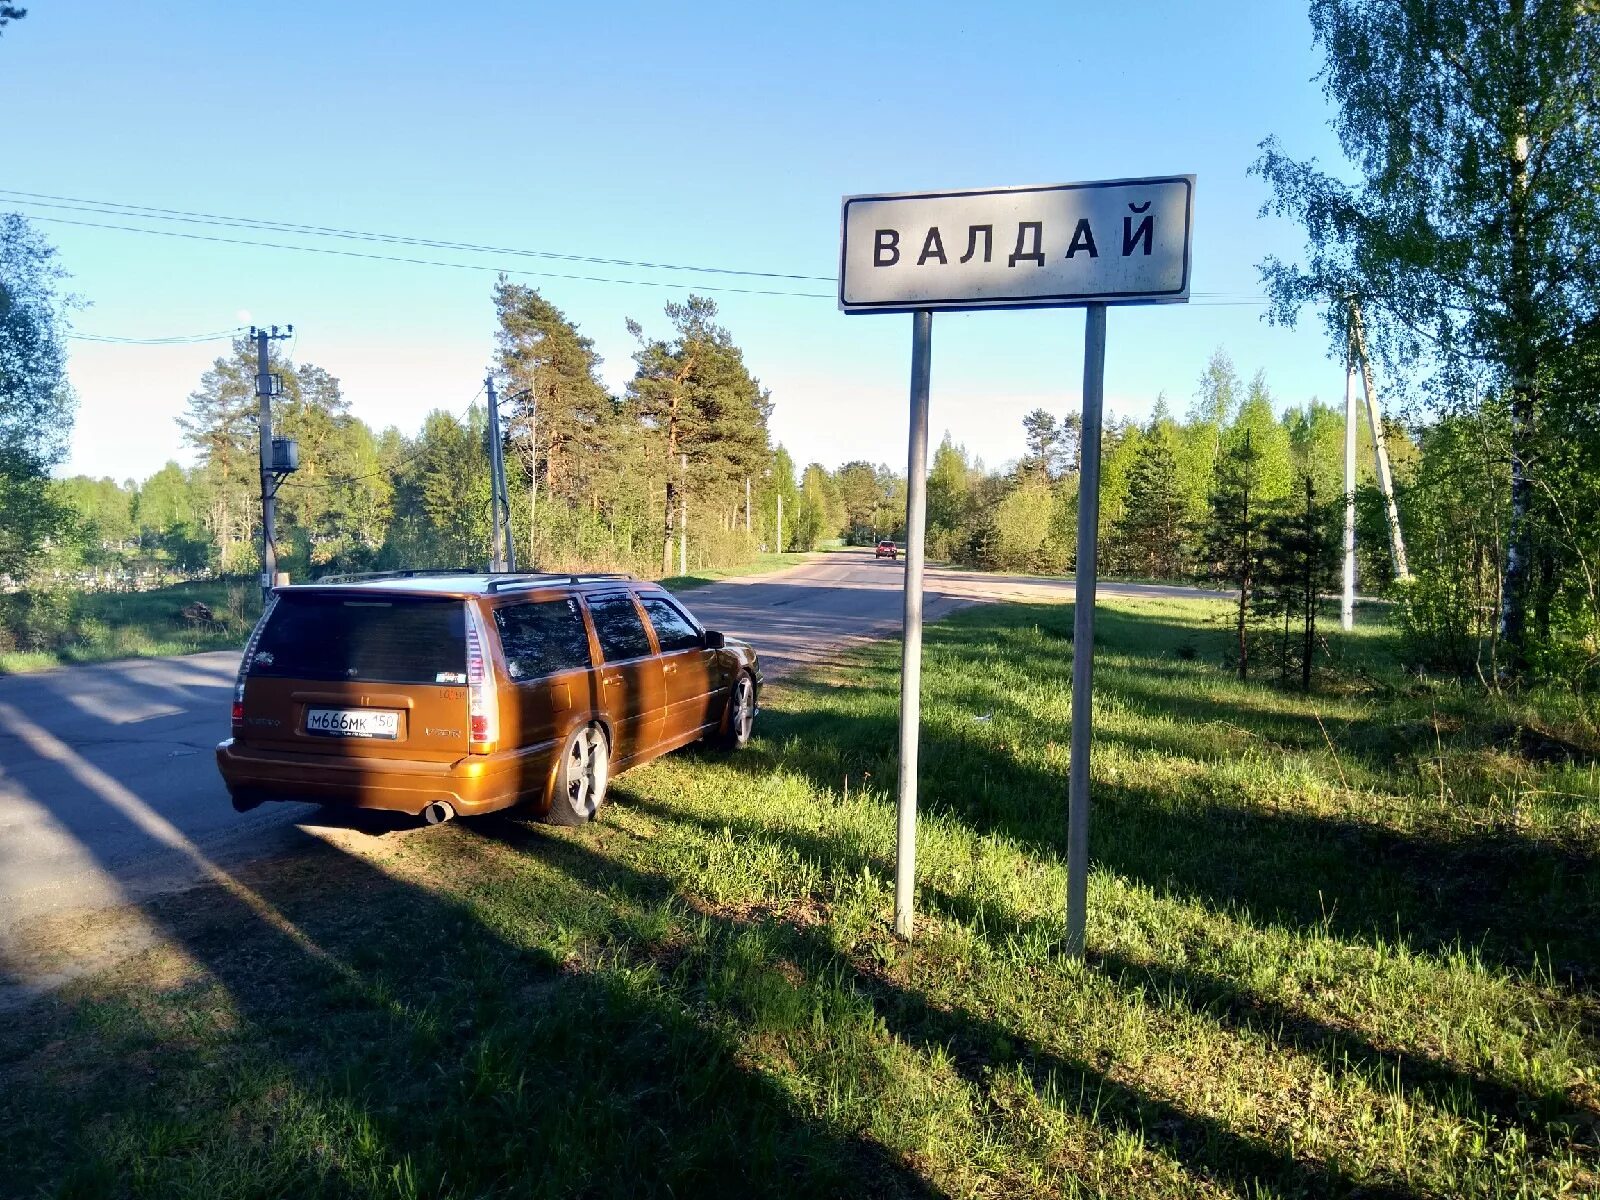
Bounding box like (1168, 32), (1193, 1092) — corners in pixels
(777, 488), (783, 553)
(745, 476), (752, 535)
(1348, 299), (1410, 582)
(254, 325), (293, 605)
(485, 375), (515, 572)
(678, 452), (688, 575)
(1341, 314), (1358, 631)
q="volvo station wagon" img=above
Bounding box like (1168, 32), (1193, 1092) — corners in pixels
(216, 571), (761, 825)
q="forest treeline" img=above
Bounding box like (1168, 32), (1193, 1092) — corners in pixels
(49, 308), (1526, 682)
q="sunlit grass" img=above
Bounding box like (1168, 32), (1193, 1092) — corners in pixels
(0, 580), (260, 675)
(1, 597), (1595, 1197)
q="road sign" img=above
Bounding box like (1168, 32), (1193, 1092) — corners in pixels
(839, 176), (1194, 313)
(844, 175), (1195, 952)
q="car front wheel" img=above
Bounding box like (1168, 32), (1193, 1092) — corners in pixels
(545, 722), (611, 825)
(717, 672), (756, 750)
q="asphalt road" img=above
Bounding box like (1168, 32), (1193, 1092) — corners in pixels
(0, 551), (1217, 997)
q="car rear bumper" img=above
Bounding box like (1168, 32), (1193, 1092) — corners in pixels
(216, 738), (544, 817)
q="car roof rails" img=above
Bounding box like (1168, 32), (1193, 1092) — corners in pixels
(312, 567), (484, 584)
(483, 572), (637, 594)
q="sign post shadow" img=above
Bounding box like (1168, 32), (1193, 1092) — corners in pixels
(840, 176), (1194, 952)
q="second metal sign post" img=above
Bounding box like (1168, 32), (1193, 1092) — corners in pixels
(840, 175), (1195, 950)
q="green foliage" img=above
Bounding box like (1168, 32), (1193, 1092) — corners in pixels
(1113, 430), (1186, 579)
(990, 478), (1061, 574)
(0, 215), (75, 584)
(1395, 403), (1511, 676)
(1256, 475), (1342, 689)
(1201, 431), (1269, 679)
(1256, 0), (1600, 672)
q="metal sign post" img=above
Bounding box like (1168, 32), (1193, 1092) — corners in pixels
(1065, 303), (1106, 956)
(840, 175), (1194, 948)
(894, 310), (933, 938)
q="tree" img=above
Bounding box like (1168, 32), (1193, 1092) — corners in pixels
(927, 434), (975, 553)
(626, 296), (773, 572)
(1115, 434), (1187, 579)
(834, 460), (882, 542)
(494, 280), (615, 526)
(0, 215), (74, 583)
(992, 479), (1057, 573)
(1258, 475), (1341, 690)
(1201, 431), (1269, 680)
(1229, 371), (1295, 508)
(0, 6), (25, 37)
(1020, 409), (1059, 479)
(178, 337), (264, 572)
(1256, 0), (1600, 673)
(791, 463), (834, 551)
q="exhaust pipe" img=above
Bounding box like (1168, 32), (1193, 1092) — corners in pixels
(422, 800), (456, 826)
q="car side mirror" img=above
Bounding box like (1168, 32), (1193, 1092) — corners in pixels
(703, 630), (726, 650)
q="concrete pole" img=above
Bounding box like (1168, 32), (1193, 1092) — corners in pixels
(745, 475), (752, 535)
(1342, 326), (1358, 631)
(1064, 303), (1106, 959)
(1349, 301), (1410, 582)
(894, 309), (933, 940)
(777, 489), (783, 554)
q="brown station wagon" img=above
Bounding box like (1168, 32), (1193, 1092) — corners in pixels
(215, 571), (761, 825)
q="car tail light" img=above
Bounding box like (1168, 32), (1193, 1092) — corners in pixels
(465, 606), (498, 753)
(231, 594), (279, 733)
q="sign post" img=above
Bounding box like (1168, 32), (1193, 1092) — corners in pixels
(894, 310), (933, 937)
(841, 176), (1194, 950)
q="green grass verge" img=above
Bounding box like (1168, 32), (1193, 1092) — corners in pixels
(659, 551), (814, 592)
(2, 597), (1596, 1197)
(0, 580), (262, 675)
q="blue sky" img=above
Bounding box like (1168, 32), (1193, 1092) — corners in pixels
(5, 1), (1349, 482)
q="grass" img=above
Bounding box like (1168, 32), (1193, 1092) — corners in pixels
(2, 596), (1597, 1197)
(0, 580), (262, 675)
(658, 551), (814, 591)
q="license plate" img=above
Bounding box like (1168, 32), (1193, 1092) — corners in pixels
(305, 707), (401, 739)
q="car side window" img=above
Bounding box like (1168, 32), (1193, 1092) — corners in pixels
(493, 599), (592, 682)
(640, 597), (702, 654)
(586, 594), (654, 662)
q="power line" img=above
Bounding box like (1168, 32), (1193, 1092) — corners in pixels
(22, 213), (837, 300)
(10, 190), (1271, 309)
(68, 326), (245, 345)
(0, 189), (838, 283)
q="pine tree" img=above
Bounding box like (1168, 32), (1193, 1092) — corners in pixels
(626, 296), (772, 572)
(1258, 475), (1340, 690)
(1115, 437), (1187, 579)
(1202, 430), (1267, 680)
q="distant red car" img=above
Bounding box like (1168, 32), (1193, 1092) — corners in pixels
(875, 540), (898, 559)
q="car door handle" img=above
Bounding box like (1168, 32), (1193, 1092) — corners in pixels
(603, 673), (624, 686)
(663, 662), (678, 675)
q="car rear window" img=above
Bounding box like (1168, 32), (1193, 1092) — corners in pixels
(248, 594), (467, 684)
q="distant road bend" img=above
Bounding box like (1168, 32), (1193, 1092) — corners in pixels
(0, 551), (1217, 999)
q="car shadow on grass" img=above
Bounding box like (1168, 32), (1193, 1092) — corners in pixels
(0, 709), (950, 1198)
